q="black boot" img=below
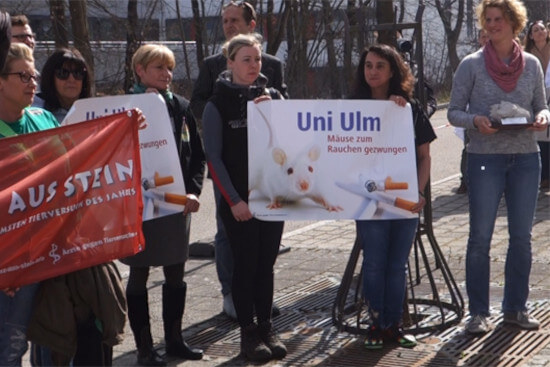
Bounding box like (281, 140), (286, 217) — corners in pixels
(258, 321), (287, 359)
(240, 323), (272, 362)
(126, 292), (166, 366)
(162, 283), (203, 360)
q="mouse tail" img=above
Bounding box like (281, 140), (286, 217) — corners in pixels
(255, 104), (274, 148)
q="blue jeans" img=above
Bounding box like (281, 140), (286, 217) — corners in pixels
(213, 183), (234, 296)
(466, 153), (540, 317)
(357, 218), (418, 328)
(0, 283), (39, 366)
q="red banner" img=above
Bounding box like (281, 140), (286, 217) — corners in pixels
(0, 111), (144, 288)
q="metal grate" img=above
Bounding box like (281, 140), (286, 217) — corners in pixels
(183, 278), (550, 366)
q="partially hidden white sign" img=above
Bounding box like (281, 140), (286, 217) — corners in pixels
(63, 93), (186, 221)
(247, 99), (418, 221)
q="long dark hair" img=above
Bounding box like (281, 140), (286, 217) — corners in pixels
(524, 20), (550, 53)
(40, 48), (91, 111)
(350, 44), (414, 101)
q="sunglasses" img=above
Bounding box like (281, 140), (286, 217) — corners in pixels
(12, 33), (35, 42)
(55, 68), (86, 81)
(2, 71), (40, 83)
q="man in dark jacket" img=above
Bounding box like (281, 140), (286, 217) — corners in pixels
(190, 1), (287, 320)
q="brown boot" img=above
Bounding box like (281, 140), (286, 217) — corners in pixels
(240, 324), (272, 362)
(258, 321), (287, 359)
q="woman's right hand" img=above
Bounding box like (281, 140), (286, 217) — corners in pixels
(231, 201), (253, 222)
(473, 115), (498, 135)
(2, 287), (19, 297)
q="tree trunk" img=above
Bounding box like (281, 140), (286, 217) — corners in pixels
(344, 0), (357, 93)
(265, 0), (289, 56)
(68, 0), (95, 95)
(321, 0), (340, 98)
(375, 0), (395, 45)
(124, 0), (139, 93)
(49, 0), (68, 49)
(191, 0), (205, 66)
(175, 0), (192, 85)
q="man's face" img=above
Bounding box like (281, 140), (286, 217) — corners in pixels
(222, 5), (255, 40)
(11, 24), (35, 49)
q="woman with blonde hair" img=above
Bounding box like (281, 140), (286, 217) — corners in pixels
(202, 33), (286, 362)
(121, 44), (205, 366)
(448, 0), (549, 335)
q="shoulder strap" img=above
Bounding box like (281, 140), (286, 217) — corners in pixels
(0, 120), (17, 137)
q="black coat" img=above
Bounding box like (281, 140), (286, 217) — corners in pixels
(122, 93), (206, 267)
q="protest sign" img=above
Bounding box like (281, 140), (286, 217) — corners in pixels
(64, 93), (186, 221)
(248, 100), (418, 221)
(0, 111), (144, 288)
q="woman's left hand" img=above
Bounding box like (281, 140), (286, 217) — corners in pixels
(183, 194), (200, 215)
(528, 113), (549, 132)
(389, 94), (407, 107)
(254, 95), (272, 104)
(133, 108), (148, 130)
(410, 196), (426, 214)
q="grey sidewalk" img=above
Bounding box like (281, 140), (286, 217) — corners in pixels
(110, 175), (550, 366)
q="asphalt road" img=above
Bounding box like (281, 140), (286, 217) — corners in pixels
(189, 107), (462, 244)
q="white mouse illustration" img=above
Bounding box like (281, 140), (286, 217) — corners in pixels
(249, 104), (342, 211)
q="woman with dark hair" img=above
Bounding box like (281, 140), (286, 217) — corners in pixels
(350, 44), (436, 350)
(523, 20), (550, 190)
(34, 48), (91, 122)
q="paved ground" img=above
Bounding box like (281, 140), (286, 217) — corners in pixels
(106, 173), (549, 366)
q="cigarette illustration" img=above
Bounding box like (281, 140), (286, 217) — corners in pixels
(336, 175), (416, 218)
(142, 171), (186, 218)
(142, 172), (174, 189)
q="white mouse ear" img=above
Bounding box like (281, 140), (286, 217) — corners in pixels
(272, 147), (287, 166)
(308, 145), (321, 161)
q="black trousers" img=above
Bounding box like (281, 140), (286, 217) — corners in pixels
(220, 202), (283, 327)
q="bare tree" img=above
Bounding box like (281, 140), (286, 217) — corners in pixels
(48, 0), (68, 48)
(68, 0), (95, 95)
(376, 0), (395, 45)
(321, 0), (341, 97)
(434, 0), (464, 74)
(265, 0), (290, 56)
(175, 0), (192, 85)
(124, 0), (139, 93)
(191, 0), (205, 66)
(286, 0), (310, 98)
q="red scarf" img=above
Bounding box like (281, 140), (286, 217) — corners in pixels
(483, 40), (525, 93)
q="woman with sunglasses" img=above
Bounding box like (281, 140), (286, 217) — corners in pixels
(27, 48), (126, 367)
(33, 48), (90, 122)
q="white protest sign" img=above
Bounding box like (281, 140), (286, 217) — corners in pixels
(63, 93), (186, 221)
(248, 100), (418, 221)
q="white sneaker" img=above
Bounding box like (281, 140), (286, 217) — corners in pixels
(223, 293), (237, 320)
(466, 315), (491, 334)
(503, 311), (540, 330)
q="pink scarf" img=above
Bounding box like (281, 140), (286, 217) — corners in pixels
(483, 40), (525, 93)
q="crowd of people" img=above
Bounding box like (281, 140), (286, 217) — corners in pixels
(0, 0), (549, 365)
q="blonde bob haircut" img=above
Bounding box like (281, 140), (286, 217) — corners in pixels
(132, 44), (176, 83)
(1, 42), (34, 75)
(476, 0), (527, 37)
(222, 33), (263, 61)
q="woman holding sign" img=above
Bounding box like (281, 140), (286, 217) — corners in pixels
(121, 44), (205, 366)
(350, 44), (436, 350)
(448, 0), (549, 335)
(202, 33), (286, 363)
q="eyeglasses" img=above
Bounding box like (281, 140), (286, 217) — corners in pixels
(12, 33), (35, 42)
(2, 71), (40, 83)
(55, 68), (86, 81)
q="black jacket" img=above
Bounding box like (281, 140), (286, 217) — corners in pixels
(190, 52), (288, 122)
